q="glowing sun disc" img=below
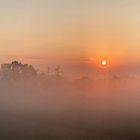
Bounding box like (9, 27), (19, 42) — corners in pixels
(102, 60), (107, 66)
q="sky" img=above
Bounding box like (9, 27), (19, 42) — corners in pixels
(0, 0), (140, 75)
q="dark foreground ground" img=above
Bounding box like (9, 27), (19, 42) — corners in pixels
(0, 110), (140, 140)
(0, 80), (140, 140)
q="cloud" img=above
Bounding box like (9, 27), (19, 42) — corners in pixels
(79, 57), (90, 62)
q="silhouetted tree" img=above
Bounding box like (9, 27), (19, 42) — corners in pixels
(1, 61), (38, 81)
(0, 61), (68, 88)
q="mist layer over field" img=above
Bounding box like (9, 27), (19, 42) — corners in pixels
(0, 62), (139, 140)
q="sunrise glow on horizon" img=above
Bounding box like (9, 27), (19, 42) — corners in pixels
(0, 0), (140, 75)
(1, 1), (140, 139)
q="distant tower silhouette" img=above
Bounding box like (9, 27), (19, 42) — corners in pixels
(47, 66), (50, 77)
(54, 67), (61, 77)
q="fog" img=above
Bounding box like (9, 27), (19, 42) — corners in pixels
(0, 61), (140, 140)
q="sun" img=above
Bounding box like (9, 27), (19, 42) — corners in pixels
(102, 60), (107, 66)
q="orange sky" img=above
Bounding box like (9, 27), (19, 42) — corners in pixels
(0, 0), (140, 75)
